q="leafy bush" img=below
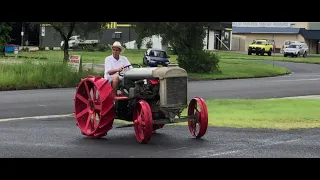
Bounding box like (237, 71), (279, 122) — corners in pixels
(0, 22), (12, 52)
(86, 45), (95, 52)
(177, 50), (220, 73)
(22, 47), (29, 52)
(146, 40), (153, 48)
(97, 44), (107, 52)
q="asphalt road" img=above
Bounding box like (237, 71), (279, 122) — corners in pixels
(1, 60), (320, 119)
(1, 117), (320, 158)
(1, 60), (320, 158)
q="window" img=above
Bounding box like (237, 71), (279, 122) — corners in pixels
(284, 41), (291, 45)
(149, 50), (168, 58)
(255, 41), (266, 45)
(288, 45), (298, 48)
(112, 32), (122, 39)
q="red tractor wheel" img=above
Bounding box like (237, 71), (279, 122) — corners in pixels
(133, 100), (153, 144)
(187, 97), (208, 138)
(74, 75), (115, 139)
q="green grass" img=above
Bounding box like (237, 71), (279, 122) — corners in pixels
(114, 98), (320, 130)
(214, 50), (320, 64)
(172, 99), (320, 130)
(5, 50), (149, 64)
(0, 60), (99, 91)
(3, 50), (290, 80)
(189, 59), (289, 80)
(6, 49), (320, 64)
(0, 49), (290, 91)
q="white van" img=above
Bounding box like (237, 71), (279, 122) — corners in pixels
(283, 42), (308, 57)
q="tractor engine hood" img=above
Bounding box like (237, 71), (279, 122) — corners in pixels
(123, 67), (158, 80)
(123, 66), (188, 80)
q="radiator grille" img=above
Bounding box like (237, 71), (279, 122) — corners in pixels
(165, 77), (187, 105)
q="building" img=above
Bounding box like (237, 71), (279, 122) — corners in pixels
(38, 22), (232, 50)
(7, 22), (136, 48)
(128, 22), (232, 50)
(231, 22), (320, 54)
(9, 22), (40, 46)
(38, 22), (137, 48)
(8, 22), (232, 51)
(204, 22), (232, 51)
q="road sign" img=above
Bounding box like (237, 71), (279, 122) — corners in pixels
(68, 55), (81, 72)
(14, 47), (19, 55)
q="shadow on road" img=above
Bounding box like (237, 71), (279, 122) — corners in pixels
(72, 129), (209, 148)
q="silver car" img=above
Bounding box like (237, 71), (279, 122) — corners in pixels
(283, 43), (308, 57)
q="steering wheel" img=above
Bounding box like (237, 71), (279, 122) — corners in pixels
(130, 63), (141, 68)
(118, 64), (141, 76)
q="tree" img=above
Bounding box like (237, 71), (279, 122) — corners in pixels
(132, 22), (220, 73)
(0, 22), (12, 56)
(36, 22), (109, 62)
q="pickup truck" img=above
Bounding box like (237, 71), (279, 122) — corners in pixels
(60, 35), (100, 49)
(248, 39), (273, 56)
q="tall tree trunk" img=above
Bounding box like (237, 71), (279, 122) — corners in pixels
(63, 41), (69, 63)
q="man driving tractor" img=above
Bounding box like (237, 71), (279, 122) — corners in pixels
(104, 41), (132, 96)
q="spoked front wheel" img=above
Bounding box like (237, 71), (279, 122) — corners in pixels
(133, 100), (154, 144)
(187, 97), (208, 138)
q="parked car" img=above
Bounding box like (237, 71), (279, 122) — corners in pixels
(143, 48), (170, 67)
(248, 39), (273, 56)
(280, 40), (304, 53)
(283, 42), (308, 57)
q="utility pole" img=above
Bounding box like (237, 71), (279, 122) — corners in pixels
(21, 22), (24, 47)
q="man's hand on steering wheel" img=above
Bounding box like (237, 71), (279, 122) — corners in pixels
(118, 66), (125, 72)
(118, 65), (131, 76)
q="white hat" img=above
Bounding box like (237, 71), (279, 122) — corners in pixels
(109, 41), (125, 53)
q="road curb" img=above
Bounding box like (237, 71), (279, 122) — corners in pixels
(277, 95), (320, 99)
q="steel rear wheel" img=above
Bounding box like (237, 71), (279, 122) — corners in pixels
(74, 76), (115, 138)
(187, 97), (208, 138)
(133, 100), (153, 144)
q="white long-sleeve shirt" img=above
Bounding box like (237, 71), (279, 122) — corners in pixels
(104, 55), (131, 81)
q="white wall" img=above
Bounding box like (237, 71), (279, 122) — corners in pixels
(124, 35), (164, 50)
(203, 30), (215, 50)
(124, 30), (225, 51)
(232, 35), (246, 51)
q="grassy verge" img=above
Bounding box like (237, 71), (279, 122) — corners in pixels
(5, 49), (320, 64)
(170, 98), (320, 130)
(0, 60), (99, 91)
(0, 50), (290, 90)
(214, 50), (320, 64)
(5, 50), (147, 64)
(0, 57), (290, 83)
(3, 50), (290, 79)
(189, 59), (290, 80)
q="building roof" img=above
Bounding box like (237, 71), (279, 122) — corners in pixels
(299, 29), (320, 40)
(232, 27), (301, 34)
(232, 26), (320, 40)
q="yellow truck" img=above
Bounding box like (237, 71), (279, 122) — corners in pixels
(248, 39), (274, 56)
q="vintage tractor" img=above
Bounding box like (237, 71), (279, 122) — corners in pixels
(73, 64), (209, 144)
